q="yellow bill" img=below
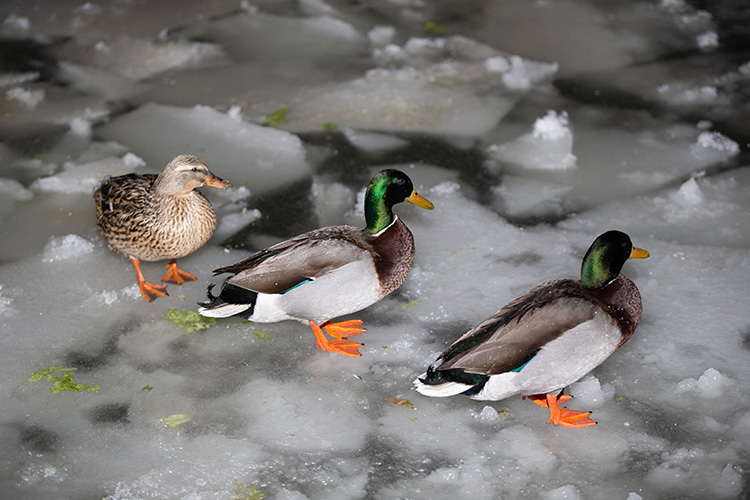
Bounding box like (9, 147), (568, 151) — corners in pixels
(629, 247), (650, 259)
(406, 190), (434, 210)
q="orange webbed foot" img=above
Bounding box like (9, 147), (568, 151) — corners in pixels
(556, 408), (597, 428)
(139, 281), (169, 302)
(130, 258), (169, 302)
(161, 259), (197, 285)
(309, 321), (363, 357)
(321, 319), (365, 339)
(530, 393), (597, 429)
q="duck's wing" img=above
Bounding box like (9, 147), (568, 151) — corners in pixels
(216, 226), (371, 295)
(434, 279), (598, 376)
(95, 174), (157, 219)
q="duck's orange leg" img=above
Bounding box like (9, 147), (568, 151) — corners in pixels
(527, 393), (597, 428)
(527, 393), (572, 407)
(161, 259), (197, 285)
(309, 320), (364, 357)
(131, 258), (168, 302)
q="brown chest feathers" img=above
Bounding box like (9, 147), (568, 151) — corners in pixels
(365, 217), (415, 294)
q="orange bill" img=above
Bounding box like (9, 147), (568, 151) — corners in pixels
(204, 175), (232, 189)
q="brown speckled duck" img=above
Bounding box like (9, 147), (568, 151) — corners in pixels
(94, 154), (231, 302)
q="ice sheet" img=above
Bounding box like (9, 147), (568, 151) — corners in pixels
(0, 1), (748, 499)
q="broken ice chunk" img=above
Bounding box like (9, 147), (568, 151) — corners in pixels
(488, 110), (577, 170)
(692, 131), (739, 156)
(30, 156), (138, 194)
(676, 367), (732, 399)
(97, 103), (311, 195)
(342, 127), (408, 153)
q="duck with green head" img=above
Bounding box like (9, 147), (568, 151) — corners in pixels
(414, 230), (649, 428)
(198, 169), (434, 357)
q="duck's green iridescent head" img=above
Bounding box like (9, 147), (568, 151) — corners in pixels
(364, 169), (434, 235)
(580, 230), (649, 289)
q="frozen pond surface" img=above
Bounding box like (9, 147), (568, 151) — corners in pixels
(1, 1), (749, 499)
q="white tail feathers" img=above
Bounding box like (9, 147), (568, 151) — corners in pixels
(197, 303), (252, 318)
(413, 374), (473, 398)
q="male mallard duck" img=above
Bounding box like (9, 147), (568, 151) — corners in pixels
(94, 154), (231, 302)
(414, 230), (649, 428)
(198, 169), (434, 357)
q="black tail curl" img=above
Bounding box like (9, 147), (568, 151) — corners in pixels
(197, 282), (258, 319)
(197, 283), (225, 309)
(419, 365), (488, 396)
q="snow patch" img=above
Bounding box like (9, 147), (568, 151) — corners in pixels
(6, 87), (44, 109)
(692, 131), (739, 155)
(569, 375), (615, 409)
(42, 234), (95, 262)
(672, 177), (703, 206)
(86, 289), (120, 306)
(696, 31), (719, 50)
(368, 25), (396, 47)
(2, 14), (30, 31)
(676, 368), (732, 399)
(0, 72), (38, 88)
(0, 178), (34, 201)
(502, 55), (559, 90)
(429, 181), (461, 195)
(121, 152), (146, 168)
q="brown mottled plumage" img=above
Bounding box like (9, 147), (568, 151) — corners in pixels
(93, 154), (231, 302)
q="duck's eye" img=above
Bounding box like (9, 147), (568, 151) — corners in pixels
(397, 178), (405, 185)
(191, 167), (198, 172)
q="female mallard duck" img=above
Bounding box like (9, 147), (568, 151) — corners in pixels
(94, 154), (231, 302)
(198, 169), (434, 357)
(414, 230), (649, 428)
